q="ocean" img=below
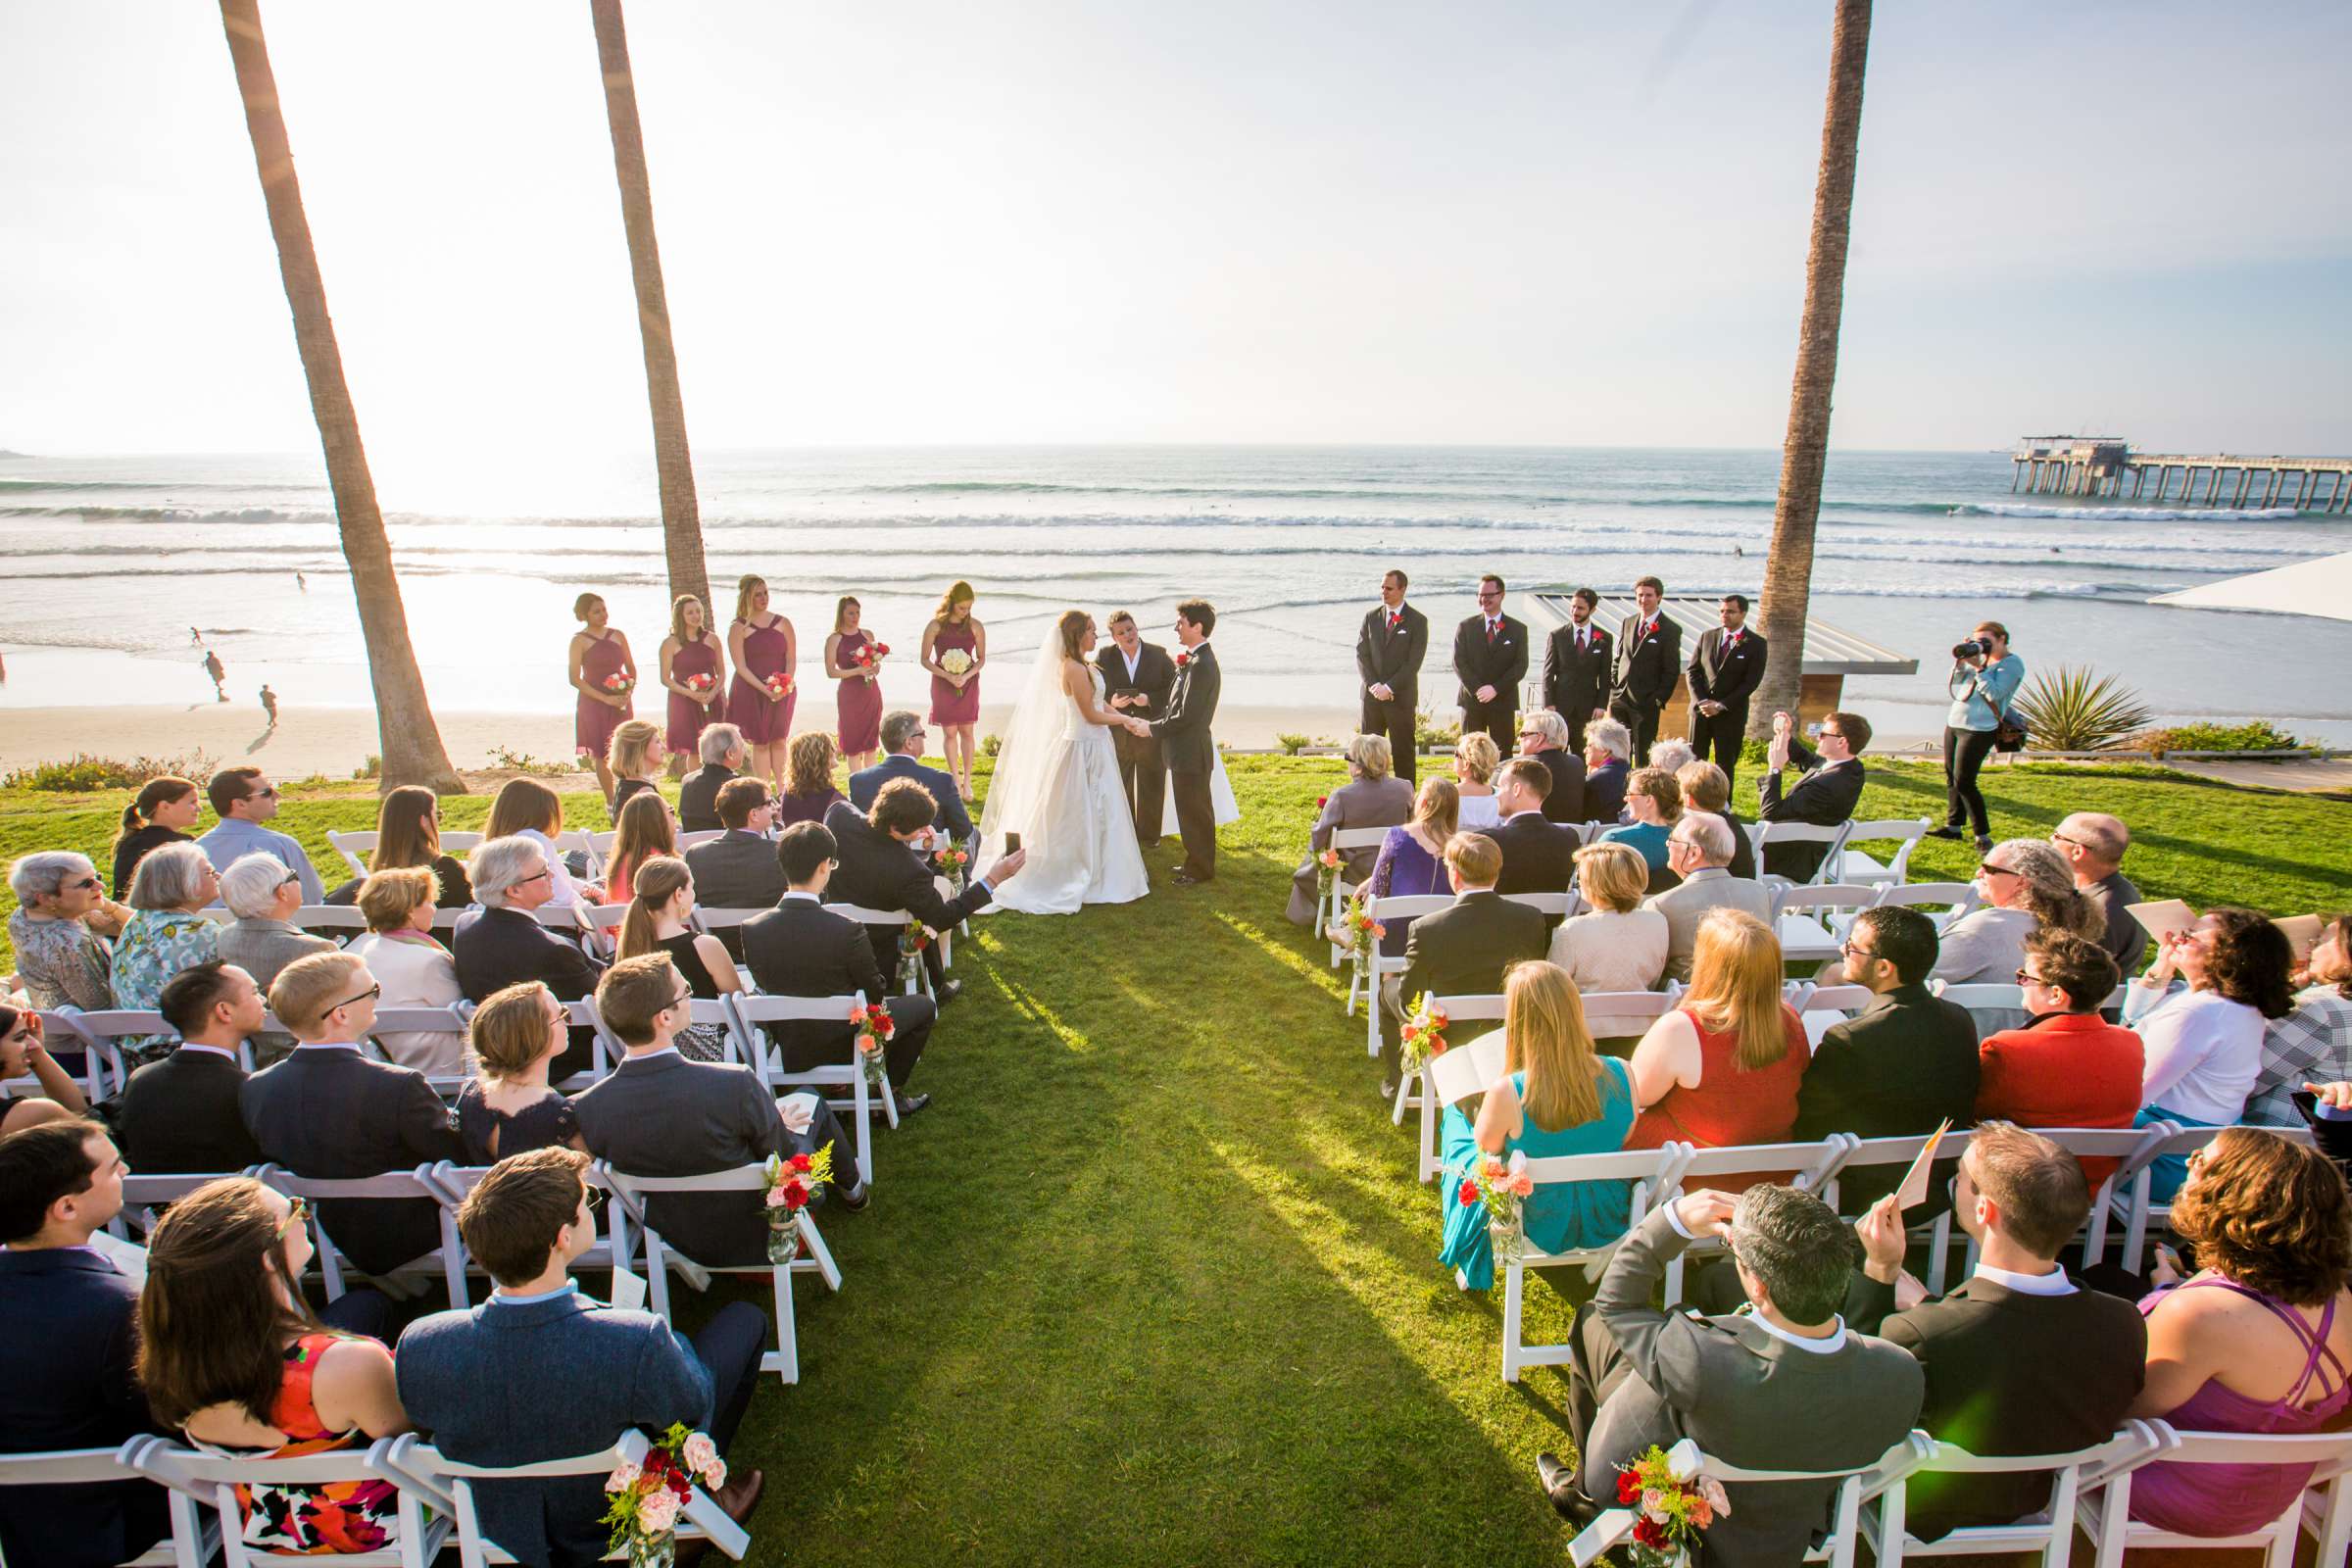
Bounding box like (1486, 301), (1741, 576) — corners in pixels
(4, 445), (2349, 745)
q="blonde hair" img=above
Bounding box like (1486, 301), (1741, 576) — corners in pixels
(469, 981), (558, 1081)
(357, 864), (439, 933)
(1444, 829), (1502, 886)
(1504, 961), (1606, 1133)
(267, 951), (368, 1036)
(617, 855), (691, 960)
(785, 731), (838, 799)
(934, 580), (976, 622)
(1684, 908), (1790, 1071)
(606, 718), (662, 781)
(1674, 760), (1730, 814)
(1346, 733), (1394, 780)
(1626, 766), (1682, 822)
(1573, 842), (1648, 914)
(733, 574), (767, 624)
(1454, 732), (1501, 783)
(1411, 776), (1460, 841)
(485, 777), (562, 840)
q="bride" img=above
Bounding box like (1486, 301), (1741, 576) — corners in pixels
(979, 611), (1152, 914)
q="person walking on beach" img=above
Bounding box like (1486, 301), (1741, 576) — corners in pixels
(295, 571), (307, 592)
(1356, 568), (1428, 786)
(260, 685), (278, 729)
(202, 649), (227, 703)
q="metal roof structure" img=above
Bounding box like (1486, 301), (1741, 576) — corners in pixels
(1524, 592), (1917, 677)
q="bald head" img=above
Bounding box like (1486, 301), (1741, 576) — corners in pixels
(2054, 812), (2130, 881)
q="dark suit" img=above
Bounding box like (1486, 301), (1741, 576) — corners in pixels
(453, 905), (604, 1081)
(1757, 743), (1866, 882)
(1568, 1207), (1926, 1563)
(1584, 757), (1630, 825)
(1844, 1271), (2146, 1541)
(239, 1045), (464, 1277)
(1474, 810), (1580, 903)
(1151, 644), (1223, 881)
(1452, 613), (1529, 754)
(1687, 625), (1769, 786)
(398, 1288), (764, 1568)
(741, 894), (934, 1091)
(1383, 890), (1545, 1080)
(113, 1047), (262, 1173)
(822, 801), (998, 984)
(1610, 612), (1682, 764)
(1531, 749), (1586, 823)
(0, 1250), (166, 1568)
(849, 753), (974, 844)
(683, 830), (785, 913)
(1099, 640), (1178, 842)
(574, 1050), (851, 1267)
(1542, 618), (1614, 753)
(1356, 604), (1430, 784)
(1793, 984), (1981, 1213)
(676, 762), (736, 833)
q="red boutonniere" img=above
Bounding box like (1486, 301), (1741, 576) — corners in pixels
(1175, 651), (1191, 668)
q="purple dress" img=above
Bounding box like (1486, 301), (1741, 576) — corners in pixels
(2129, 1279), (2350, 1536)
(666, 633), (722, 753)
(1367, 825), (1446, 958)
(725, 617), (796, 745)
(775, 786), (843, 827)
(930, 619), (980, 726)
(836, 630), (883, 754)
(575, 630), (633, 760)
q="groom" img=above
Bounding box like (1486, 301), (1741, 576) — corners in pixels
(1149, 600), (1221, 886)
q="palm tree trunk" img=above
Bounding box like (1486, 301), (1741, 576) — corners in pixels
(1751, 0), (1873, 739)
(217, 0), (465, 795)
(589, 0), (712, 615)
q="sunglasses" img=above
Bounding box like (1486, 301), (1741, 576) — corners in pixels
(1979, 863), (2021, 880)
(276, 1195), (311, 1239)
(248, 787), (279, 801)
(64, 875), (101, 893)
(278, 872), (303, 889)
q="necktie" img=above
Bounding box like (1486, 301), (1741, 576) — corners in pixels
(1727, 631), (1740, 654)
(1485, 619), (1496, 645)
(1387, 612), (1399, 631)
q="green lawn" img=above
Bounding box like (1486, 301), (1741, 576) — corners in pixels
(3, 757), (2349, 1564)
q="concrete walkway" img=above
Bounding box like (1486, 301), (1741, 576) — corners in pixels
(2160, 757), (2352, 795)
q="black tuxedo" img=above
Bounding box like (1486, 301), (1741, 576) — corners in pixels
(1609, 612), (1682, 764)
(1845, 1271), (2146, 1541)
(1151, 644), (1222, 880)
(1473, 810), (1580, 906)
(1687, 625), (1769, 785)
(741, 894), (934, 1091)
(452, 905), (603, 1080)
(1757, 742), (1866, 881)
(822, 800), (997, 982)
(1532, 749), (1586, 824)
(113, 1047), (262, 1174)
(1382, 890), (1546, 1079)
(1451, 612), (1529, 753)
(1099, 640), (1178, 844)
(677, 762), (735, 834)
(1542, 618), (1614, 752)
(1356, 604), (1430, 783)
(239, 1045), (464, 1277)
(1792, 983), (1981, 1213)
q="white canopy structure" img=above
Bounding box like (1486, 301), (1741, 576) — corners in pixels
(2151, 551), (2352, 622)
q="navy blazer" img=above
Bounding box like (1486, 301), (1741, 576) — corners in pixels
(848, 754), (973, 843)
(397, 1287), (713, 1568)
(0, 1250), (167, 1568)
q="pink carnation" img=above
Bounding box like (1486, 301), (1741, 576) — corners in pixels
(637, 1487), (682, 1535)
(604, 1458), (640, 1494)
(681, 1433), (723, 1488)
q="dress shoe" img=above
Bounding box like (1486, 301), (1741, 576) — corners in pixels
(1925, 825), (1965, 841)
(895, 1092), (932, 1118)
(677, 1469), (765, 1565)
(1173, 870), (1207, 887)
(1379, 1077), (1400, 1101)
(836, 1181), (871, 1213)
(1973, 834), (1995, 854)
(936, 979), (963, 1005)
(1537, 1452), (1601, 1527)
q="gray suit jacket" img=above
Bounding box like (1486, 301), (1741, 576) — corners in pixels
(1285, 774), (1414, 925)
(1579, 1208), (1925, 1566)
(396, 1288), (712, 1568)
(681, 830), (784, 913)
(1642, 866), (1774, 981)
(216, 917), (338, 993)
(572, 1052), (787, 1267)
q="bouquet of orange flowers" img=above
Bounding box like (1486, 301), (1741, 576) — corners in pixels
(1397, 992), (1449, 1074)
(1458, 1148), (1536, 1265)
(897, 925), (932, 992)
(1611, 1443), (1731, 1565)
(849, 999), (894, 1092)
(934, 844), (969, 897)
(1313, 845), (1344, 908)
(1328, 895), (1384, 971)
(762, 1147), (833, 1263)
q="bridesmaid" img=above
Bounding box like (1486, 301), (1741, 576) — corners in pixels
(568, 593), (636, 805)
(921, 580), (985, 802)
(826, 596), (885, 771)
(724, 573), (796, 790)
(660, 593), (727, 778)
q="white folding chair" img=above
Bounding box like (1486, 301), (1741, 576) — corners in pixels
(1358, 894), (1454, 1054)
(1756, 820), (1855, 888)
(598, 1163), (844, 1386)
(2074, 1420), (2352, 1568)
(2084, 1121), (2311, 1274)
(358, 1007), (471, 1096)
(421, 1162), (636, 1304)
(1873, 881), (1982, 934)
(1571, 1435), (1933, 1568)
(678, 829), (725, 851)
(560, 998), (626, 1085)
(124, 1435), (439, 1568)
(1771, 884), (1880, 964)
(1324, 827), (1393, 977)
(108, 1170), (259, 1244)
(1864, 1425), (2166, 1568)
(437, 831), (482, 856)
(1498, 1143), (1690, 1383)
(291, 905), (372, 938)
(552, 828), (600, 877)
(1796, 982), (1876, 1048)
(825, 903), (936, 1000)
(0, 1439), (211, 1568)
(1657, 1137), (1857, 1300)
(258, 1164), (467, 1304)
(1832, 818), (1933, 890)
(1580, 988), (1678, 1043)
(1503, 890), (1581, 922)
(382, 1429), (749, 1568)
(725, 993), (898, 1189)
(1830, 1130), (1979, 1294)
(1404, 998), (1505, 1177)
(36, 1009), (196, 1096)
(324, 829), (378, 880)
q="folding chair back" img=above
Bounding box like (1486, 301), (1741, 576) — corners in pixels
(291, 906), (371, 937)
(1797, 982), (1877, 1046)
(0, 1439), (208, 1568)
(1872, 881), (1981, 933)
(1357, 893), (1458, 1054)
(580, 903), (629, 939)
(125, 1436), (430, 1568)
(42, 1009), (180, 1096)
(724, 992), (893, 1186)
(1866, 1426), (2161, 1568)
(1505, 891), (1580, 920)
(1499, 1143), (1692, 1383)
(824, 904), (933, 999)
(1579, 989), (1676, 1042)
(382, 1431), (749, 1568)
(1325, 826), (1391, 958)
(2077, 1420), (2352, 1567)
(678, 829), (725, 850)
(1771, 884), (1878, 962)
(260, 1165), (466, 1303)
(324, 830), (377, 880)
(1404, 996), (1508, 1178)
(1832, 818), (1932, 889)
(1755, 821), (1855, 887)
(560, 998), (624, 1082)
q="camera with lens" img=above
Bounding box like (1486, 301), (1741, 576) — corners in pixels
(1951, 637), (1993, 661)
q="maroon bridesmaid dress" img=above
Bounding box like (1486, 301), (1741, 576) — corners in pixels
(929, 619), (980, 725)
(836, 630), (884, 755)
(725, 617), (797, 745)
(667, 633), (721, 753)
(575, 629), (633, 760)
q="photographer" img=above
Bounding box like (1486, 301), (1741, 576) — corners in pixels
(1932, 620), (2024, 853)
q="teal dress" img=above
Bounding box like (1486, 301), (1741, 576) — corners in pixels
(1438, 1058), (1638, 1291)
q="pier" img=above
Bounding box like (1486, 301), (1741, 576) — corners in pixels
(2011, 435), (2352, 513)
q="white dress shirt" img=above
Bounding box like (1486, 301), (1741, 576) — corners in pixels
(2127, 982), (2265, 1123)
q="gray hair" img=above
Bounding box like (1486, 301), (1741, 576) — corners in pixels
(1346, 733), (1394, 779)
(698, 723), (746, 767)
(127, 842), (214, 910)
(1674, 810), (1735, 866)
(1586, 717), (1633, 762)
(8, 851), (96, 907)
(469, 834), (548, 906)
(220, 853), (296, 919)
(1649, 738), (1696, 776)
(880, 710), (925, 754)
(1726, 1184), (1857, 1325)
(1525, 710), (1570, 752)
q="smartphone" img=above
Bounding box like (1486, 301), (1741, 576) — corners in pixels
(1805, 721), (1823, 738)
(1004, 832), (1022, 855)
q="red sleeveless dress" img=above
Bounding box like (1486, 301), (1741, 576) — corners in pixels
(836, 629), (884, 754)
(1626, 1004), (1809, 1192)
(666, 632), (722, 752)
(726, 616), (796, 744)
(575, 629), (633, 760)
(930, 619), (980, 725)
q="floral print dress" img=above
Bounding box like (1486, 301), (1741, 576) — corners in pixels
(190, 1333), (401, 1554)
(108, 908), (220, 1064)
(5, 911), (113, 1012)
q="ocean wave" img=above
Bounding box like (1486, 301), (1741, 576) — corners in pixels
(0, 477), (320, 495)
(1953, 503), (2306, 522)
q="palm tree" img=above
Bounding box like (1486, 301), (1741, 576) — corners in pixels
(588, 0), (712, 614)
(1750, 0), (1874, 738)
(216, 0), (465, 794)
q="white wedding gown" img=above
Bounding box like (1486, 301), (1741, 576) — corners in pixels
(981, 664), (1150, 914)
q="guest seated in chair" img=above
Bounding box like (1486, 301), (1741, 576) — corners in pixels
(454, 835), (605, 1081)
(1380, 831), (1544, 1097)
(2125, 907), (2295, 1200)
(113, 960), (266, 1173)
(678, 722), (746, 833)
(1285, 733), (1412, 926)
(396, 1148), (766, 1567)
(1976, 931), (2141, 1185)
(456, 982), (587, 1164)
(1451, 732), (1502, 829)
(1597, 765), (1680, 891)
(823, 781), (1024, 1002)
(0, 1003), (92, 1139)
(1672, 760), (1754, 880)
(1361, 777), (1460, 967)
(1518, 710), (1587, 824)
(613, 856), (738, 1062)
(1474, 759), (1580, 903)
(1755, 709), (1870, 882)
(1581, 717), (1633, 826)
(850, 711), (974, 844)
(6, 849), (128, 1014)
(343, 865), (466, 1076)
(1546, 842), (1668, 997)
(1640, 810), (1771, 983)
(1625, 908), (1807, 1188)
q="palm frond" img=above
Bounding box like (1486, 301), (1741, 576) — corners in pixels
(2011, 665), (2154, 752)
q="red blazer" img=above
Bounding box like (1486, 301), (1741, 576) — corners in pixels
(1976, 1010), (2144, 1185)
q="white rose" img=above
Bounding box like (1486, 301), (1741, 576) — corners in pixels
(604, 1459), (640, 1494)
(637, 1488), (682, 1536)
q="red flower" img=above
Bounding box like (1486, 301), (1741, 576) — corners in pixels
(873, 643), (892, 657)
(1617, 1471), (1642, 1504)
(1632, 1516), (1667, 1550)
(1175, 651), (1191, 668)
(1316, 795), (1329, 808)
(1458, 1179), (1480, 1205)
(667, 1471), (692, 1498)
(784, 1186), (808, 1210)
(788, 1152), (812, 1173)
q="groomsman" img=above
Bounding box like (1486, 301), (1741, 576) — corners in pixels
(1355, 569), (1429, 785)
(1098, 610), (1178, 848)
(1685, 594), (1769, 788)
(1609, 575), (1680, 765)
(1451, 574), (1528, 755)
(1541, 586), (1613, 754)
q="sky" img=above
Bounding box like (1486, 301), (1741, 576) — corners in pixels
(3, 0), (2348, 469)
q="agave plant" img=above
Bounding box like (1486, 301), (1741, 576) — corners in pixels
(2010, 665), (2154, 752)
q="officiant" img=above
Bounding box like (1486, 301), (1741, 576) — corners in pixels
(1099, 610), (1177, 849)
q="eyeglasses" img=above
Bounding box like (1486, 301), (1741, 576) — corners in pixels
(327, 983), (382, 1013)
(277, 872), (303, 889)
(1818, 728), (1843, 741)
(2015, 969), (2045, 986)
(581, 1185), (608, 1213)
(1840, 940), (1876, 962)
(514, 868), (553, 887)
(276, 1195), (311, 1239)
(668, 986), (694, 1009)
(2050, 832), (2085, 851)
